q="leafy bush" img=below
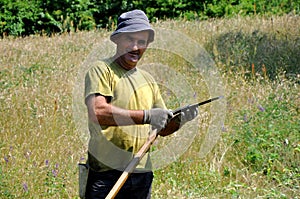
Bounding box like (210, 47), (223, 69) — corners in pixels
(1, 0), (300, 37)
(203, 0), (300, 17)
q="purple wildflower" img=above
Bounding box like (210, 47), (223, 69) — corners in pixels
(51, 163), (59, 177)
(221, 124), (227, 132)
(23, 182), (28, 192)
(45, 160), (49, 167)
(52, 169), (58, 177)
(257, 104), (265, 112)
(243, 114), (249, 122)
(166, 89), (171, 96)
(80, 157), (86, 162)
(4, 156), (9, 163)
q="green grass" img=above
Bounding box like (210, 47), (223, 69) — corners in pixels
(1, 15), (299, 198)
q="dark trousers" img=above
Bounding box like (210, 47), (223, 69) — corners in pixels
(85, 169), (153, 199)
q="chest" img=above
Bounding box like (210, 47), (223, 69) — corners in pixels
(111, 71), (155, 109)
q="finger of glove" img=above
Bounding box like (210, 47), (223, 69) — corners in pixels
(150, 109), (171, 128)
(191, 107), (199, 119)
(152, 109), (173, 120)
(182, 108), (198, 122)
(151, 117), (168, 131)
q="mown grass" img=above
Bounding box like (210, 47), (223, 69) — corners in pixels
(1, 15), (299, 198)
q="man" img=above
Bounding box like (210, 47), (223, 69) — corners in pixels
(84, 9), (198, 199)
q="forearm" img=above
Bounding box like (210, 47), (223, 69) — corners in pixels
(86, 94), (145, 126)
(95, 104), (144, 126)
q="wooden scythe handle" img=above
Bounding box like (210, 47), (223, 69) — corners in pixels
(105, 130), (158, 199)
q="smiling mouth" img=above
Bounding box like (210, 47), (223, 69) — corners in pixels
(127, 51), (140, 60)
(128, 50), (139, 56)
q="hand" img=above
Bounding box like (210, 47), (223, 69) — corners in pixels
(158, 106), (199, 137)
(143, 108), (173, 131)
(179, 106), (199, 125)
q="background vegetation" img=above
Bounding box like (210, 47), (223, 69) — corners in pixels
(1, 1), (299, 198)
(1, 0), (300, 37)
(1, 14), (299, 198)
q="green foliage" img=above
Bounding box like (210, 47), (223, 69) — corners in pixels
(1, 0), (300, 37)
(0, 0), (42, 36)
(0, 164), (13, 198)
(203, 0), (300, 17)
(232, 83), (299, 188)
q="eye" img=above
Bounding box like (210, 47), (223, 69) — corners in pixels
(125, 36), (134, 42)
(138, 40), (147, 47)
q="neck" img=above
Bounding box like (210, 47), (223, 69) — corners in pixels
(112, 54), (136, 70)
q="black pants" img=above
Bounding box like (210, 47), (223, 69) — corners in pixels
(85, 169), (153, 199)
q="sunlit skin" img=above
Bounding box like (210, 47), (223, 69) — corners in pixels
(113, 31), (149, 70)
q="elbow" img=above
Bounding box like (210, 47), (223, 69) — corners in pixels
(86, 94), (111, 124)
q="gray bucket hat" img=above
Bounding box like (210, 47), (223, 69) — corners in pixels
(110, 10), (155, 43)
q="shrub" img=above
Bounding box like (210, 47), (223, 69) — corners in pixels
(1, 0), (300, 37)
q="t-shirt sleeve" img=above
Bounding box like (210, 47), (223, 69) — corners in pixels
(84, 61), (113, 100)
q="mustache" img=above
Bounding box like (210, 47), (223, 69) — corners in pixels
(127, 50), (139, 54)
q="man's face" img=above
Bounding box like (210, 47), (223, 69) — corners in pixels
(115, 31), (149, 70)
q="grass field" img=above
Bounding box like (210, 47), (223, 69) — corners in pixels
(1, 14), (299, 198)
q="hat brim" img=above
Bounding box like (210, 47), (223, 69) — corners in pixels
(110, 22), (154, 44)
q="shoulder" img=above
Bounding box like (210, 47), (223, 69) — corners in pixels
(85, 59), (113, 78)
(88, 59), (111, 72)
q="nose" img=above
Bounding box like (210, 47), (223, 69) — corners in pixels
(130, 40), (139, 51)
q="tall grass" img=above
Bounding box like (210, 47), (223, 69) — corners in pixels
(1, 15), (299, 198)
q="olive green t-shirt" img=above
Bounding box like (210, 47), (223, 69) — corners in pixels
(84, 59), (166, 172)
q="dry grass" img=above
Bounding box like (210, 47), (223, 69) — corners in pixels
(1, 15), (299, 198)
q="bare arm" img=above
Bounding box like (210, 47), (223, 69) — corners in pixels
(86, 94), (144, 126)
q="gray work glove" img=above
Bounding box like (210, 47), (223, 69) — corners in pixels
(178, 106), (199, 126)
(143, 108), (173, 131)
